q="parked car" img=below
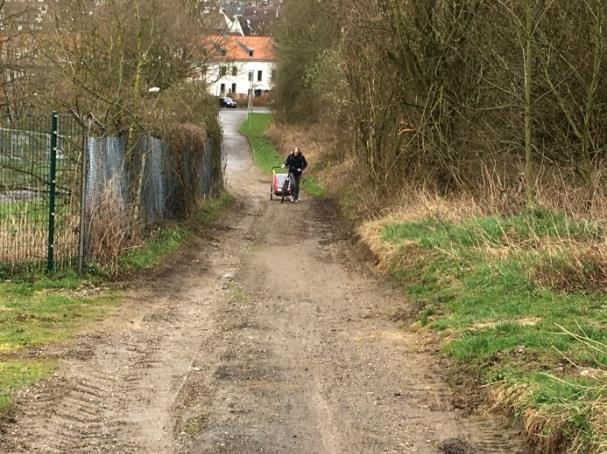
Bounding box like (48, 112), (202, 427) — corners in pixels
(219, 96), (237, 108)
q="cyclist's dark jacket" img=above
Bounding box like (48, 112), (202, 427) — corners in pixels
(285, 153), (308, 176)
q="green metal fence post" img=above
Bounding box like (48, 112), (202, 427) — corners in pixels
(47, 112), (58, 272)
(78, 118), (90, 274)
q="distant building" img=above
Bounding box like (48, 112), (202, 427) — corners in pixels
(218, 0), (282, 36)
(220, 1), (281, 17)
(200, 35), (275, 99)
(242, 4), (281, 35)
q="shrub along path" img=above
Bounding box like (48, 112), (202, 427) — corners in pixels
(0, 110), (526, 453)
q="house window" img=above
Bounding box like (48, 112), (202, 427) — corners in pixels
(257, 70), (262, 82)
(220, 66), (227, 76)
(232, 83), (237, 93)
(249, 50), (254, 57)
(220, 83), (226, 95)
(232, 66), (238, 76)
(254, 88), (262, 97)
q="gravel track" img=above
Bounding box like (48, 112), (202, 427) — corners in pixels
(0, 110), (529, 454)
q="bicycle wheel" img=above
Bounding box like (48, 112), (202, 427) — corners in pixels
(280, 176), (290, 204)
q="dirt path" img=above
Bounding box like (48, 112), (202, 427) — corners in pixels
(0, 110), (528, 453)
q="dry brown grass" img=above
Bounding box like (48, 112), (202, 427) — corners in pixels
(382, 189), (485, 223)
(524, 409), (572, 454)
(265, 121), (355, 195)
(540, 326), (607, 453)
(0, 221), (47, 267)
(265, 122), (331, 162)
(356, 189), (488, 272)
(528, 243), (607, 293)
(352, 175), (607, 295)
(470, 317), (543, 332)
(593, 401), (607, 453)
(269, 121), (607, 229)
(477, 325), (607, 454)
(485, 383), (586, 454)
(86, 184), (136, 272)
(0, 212), (80, 268)
(356, 217), (399, 271)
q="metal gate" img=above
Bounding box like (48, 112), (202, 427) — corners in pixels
(0, 113), (85, 273)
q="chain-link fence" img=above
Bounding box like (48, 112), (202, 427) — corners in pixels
(83, 131), (222, 267)
(0, 113), (223, 273)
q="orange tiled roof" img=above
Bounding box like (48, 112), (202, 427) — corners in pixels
(204, 35), (275, 61)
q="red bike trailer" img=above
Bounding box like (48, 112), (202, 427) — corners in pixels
(270, 166), (291, 201)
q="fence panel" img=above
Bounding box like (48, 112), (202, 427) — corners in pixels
(0, 115), (84, 272)
(138, 135), (166, 224)
(53, 114), (85, 269)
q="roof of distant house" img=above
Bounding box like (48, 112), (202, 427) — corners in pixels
(235, 16), (254, 36)
(244, 5), (280, 18)
(204, 35), (275, 61)
(201, 11), (232, 33)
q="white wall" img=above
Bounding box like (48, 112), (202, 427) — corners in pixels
(204, 60), (275, 97)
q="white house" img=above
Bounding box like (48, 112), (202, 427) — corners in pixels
(201, 35), (276, 100)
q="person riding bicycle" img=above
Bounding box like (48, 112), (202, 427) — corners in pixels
(282, 146), (307, 203)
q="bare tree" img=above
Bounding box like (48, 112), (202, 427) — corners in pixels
(540, 0), (606, 192)
(273, 0), (607, 212)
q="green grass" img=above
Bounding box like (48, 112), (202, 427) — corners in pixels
(0, 198), (76, 227)
(239, 113), (282, 173)
(381, 208), (607, 452)
(0, 200), (45, 223)
(0, 278), (118, 353)
(240, 113), (325, 196)
(118, 226), (187, 271)
(0, 360), (55, 410)
(382, 207), (603, 250)
(191, 192), (235, 226)
(0, 272), (118, 411)
(301, 177), (325, 197)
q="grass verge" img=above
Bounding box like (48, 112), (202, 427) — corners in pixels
(363, 206), (607, 453)
(0, 193), (233, 414)
(240, 113), (325, 196)
(0, 271), (119, 412)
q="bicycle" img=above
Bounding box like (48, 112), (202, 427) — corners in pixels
(270, 166), (292, 203)
(280, 171), (292, 204)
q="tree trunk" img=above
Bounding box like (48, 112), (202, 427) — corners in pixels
(523, 0), (535, 207)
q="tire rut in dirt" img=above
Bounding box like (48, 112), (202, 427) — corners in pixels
(462, 417), (527, 453)
(21, 373), (135, 453)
